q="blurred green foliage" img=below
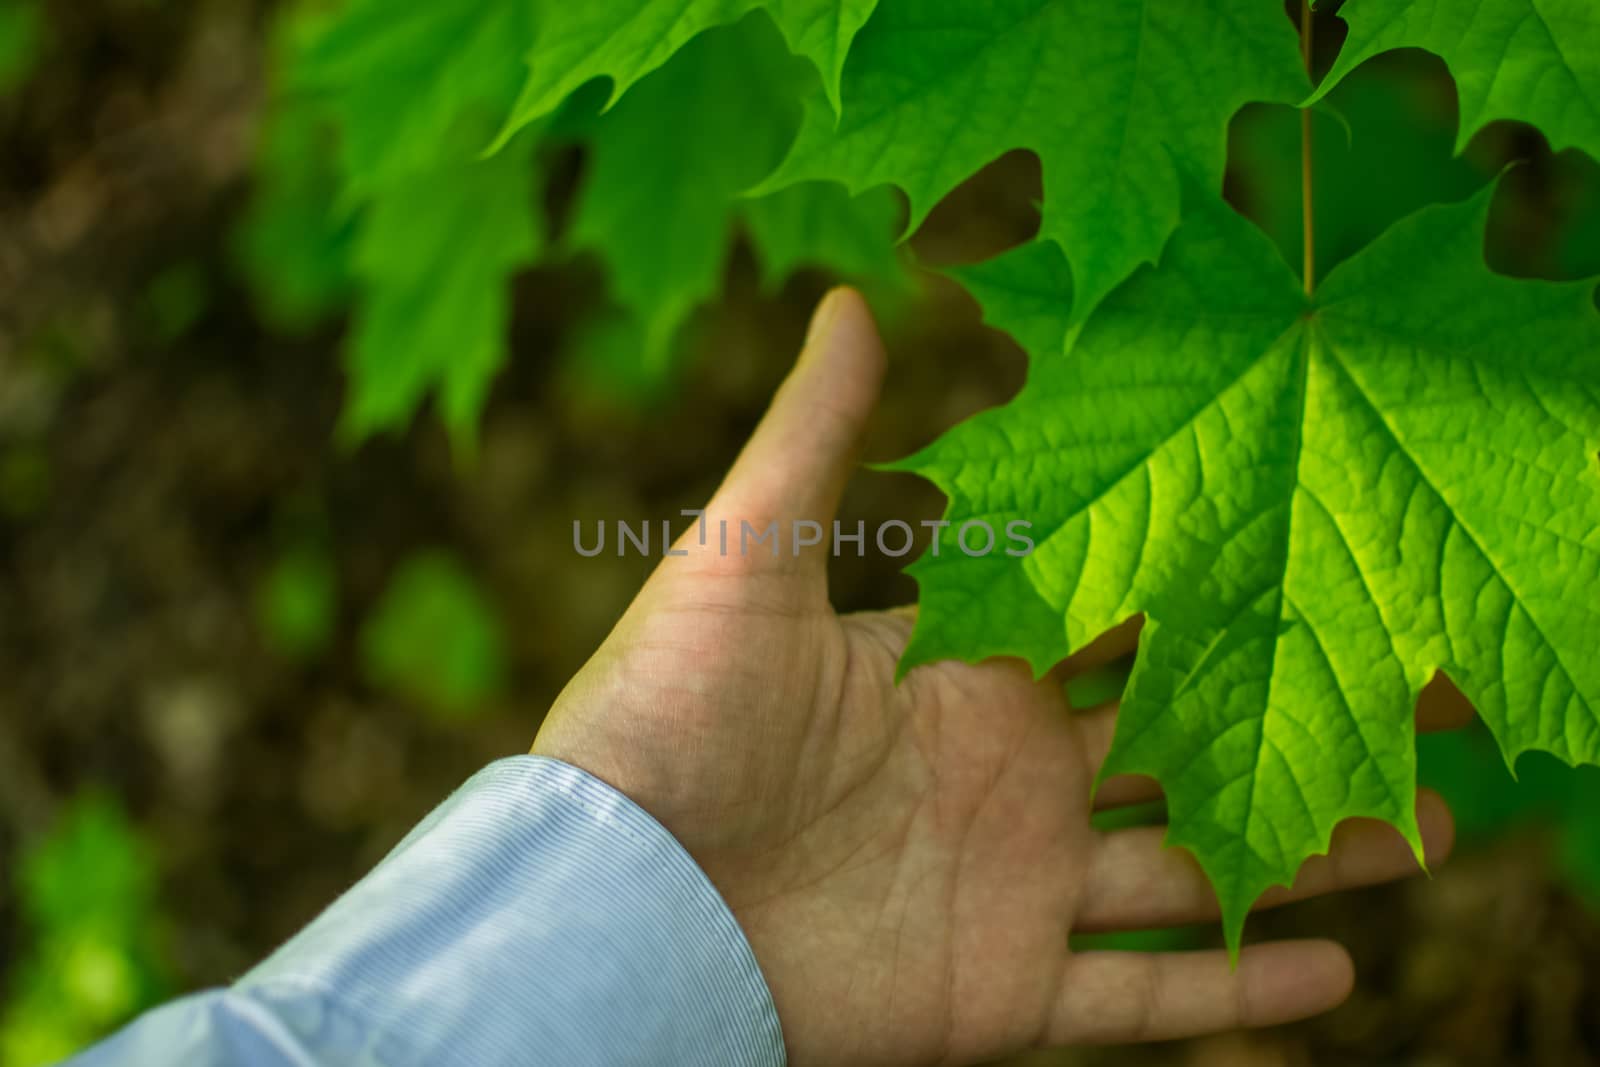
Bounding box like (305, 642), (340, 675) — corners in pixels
(291, 0), (533, 191)
(0, 0), (41, 97)
(0, 446), (49, 521)
(359, 551), (507, 720)
(238, 5), (908, 440)
(255, 543), (339, 660)
(0, 793), (168, 1067)
(235, 91), (354, 331)
(559, 17), (814, 371)
(340, 134), (542, 447)
(553, 17), (910, 386)
(141, 264), (211, 344)
(1419, 726), (1600, 906)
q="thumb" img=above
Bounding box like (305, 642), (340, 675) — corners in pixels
(699, 288), (887, 572)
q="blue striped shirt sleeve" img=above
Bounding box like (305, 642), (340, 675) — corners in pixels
(67, 756), (788, 1067)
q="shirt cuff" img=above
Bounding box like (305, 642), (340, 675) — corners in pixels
(240, 755), (787, 1067)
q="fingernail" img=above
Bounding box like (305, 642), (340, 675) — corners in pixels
(805, 288), (844, 348)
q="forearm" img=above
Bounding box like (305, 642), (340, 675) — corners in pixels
(69, 757), (786, 1067)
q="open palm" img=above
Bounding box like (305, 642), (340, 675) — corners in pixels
(533, 290), (1452, 1067)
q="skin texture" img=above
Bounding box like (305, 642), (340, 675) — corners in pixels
(533, 288), (1456, 1067)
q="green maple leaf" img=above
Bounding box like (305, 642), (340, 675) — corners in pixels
(560, 176), (908, 404)
(566, 17), (809, 366)
(946, 240), (1076, 364)
(297, 0), (880, 181)
(270, 2), (541, 441)
(1315, 0), (1600, 160)
(895, 184), (1600, 951)
(1229, 50), (1492, 284)
(236, 94), (355, 331)
(565, 16), (905, 383)
(743, 181), (908, 295)
(760, 0), (1307, 323)
(503, 0), (879, 138)
(342, 136), (542, 442)
(294, 0), (535, 191)
(269, 2), (901, 434)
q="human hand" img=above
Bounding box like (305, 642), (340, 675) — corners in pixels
(532, 289), (1454, 1067)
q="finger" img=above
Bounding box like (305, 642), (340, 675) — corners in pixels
(699, 288), (886, 571)
(1076, 790), (1454, 932)
(1049, 940), (1354, 1045)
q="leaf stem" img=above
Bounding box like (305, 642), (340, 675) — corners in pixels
(1300, 0), (1316, 296)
